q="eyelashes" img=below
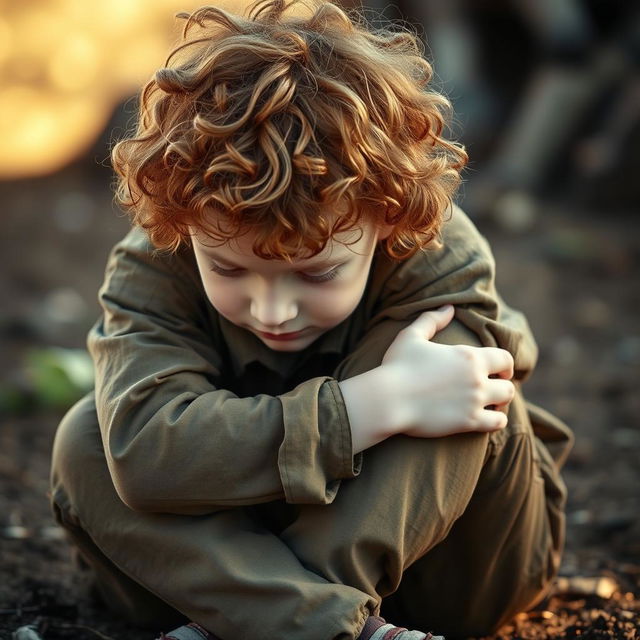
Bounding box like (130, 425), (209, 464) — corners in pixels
(208, 262), (343, 283)
(208, 263), (244, 277)
(300, 267), (341, 283)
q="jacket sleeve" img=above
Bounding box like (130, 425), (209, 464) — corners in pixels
(332, 206), (539, 382)
(89, 229), (357, 514)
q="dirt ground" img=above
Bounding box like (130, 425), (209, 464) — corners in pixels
(1, 163), (639, 639)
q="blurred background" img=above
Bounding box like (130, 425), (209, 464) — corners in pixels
(1, 0), (639, 636)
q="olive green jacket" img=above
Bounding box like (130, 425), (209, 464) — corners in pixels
(88, 207), (572, 515)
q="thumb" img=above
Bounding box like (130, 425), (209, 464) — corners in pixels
(411, 305), (455, 340)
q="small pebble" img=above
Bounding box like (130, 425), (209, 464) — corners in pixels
(40, 525), (66, 541)
(568, 509), (593, 526)
(3, 525), (30, 539)
(12, 624), (43, 640)
(556, 576), (619, 599)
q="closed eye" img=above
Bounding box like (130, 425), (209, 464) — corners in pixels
(209, 262), (244, 277)
(208, 261), (344, 282)
(298, 266), (342, 283)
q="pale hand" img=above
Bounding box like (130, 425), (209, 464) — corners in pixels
(381, 305), (515, 437)
(339, 305), (516, 454)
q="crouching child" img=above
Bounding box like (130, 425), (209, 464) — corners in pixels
(51, 1), (573, 638)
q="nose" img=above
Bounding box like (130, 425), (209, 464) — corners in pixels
(249, 279), (298, 328)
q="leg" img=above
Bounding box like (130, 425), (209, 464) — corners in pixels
(51, 394), (375, 640)
(277, 391), (567, 637)
(381, 429), (565, 636)
(51, 497), (187, 630)
(52, 390), (567, 639)
(277, 430), (490, 602)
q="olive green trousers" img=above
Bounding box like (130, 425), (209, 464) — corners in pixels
(50, 390), (571, 640)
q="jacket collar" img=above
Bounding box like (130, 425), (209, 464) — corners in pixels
(219, 315), (351, 380)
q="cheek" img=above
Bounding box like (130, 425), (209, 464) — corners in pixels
(306, 280), (367, 324)
(202, 279), (245, 318)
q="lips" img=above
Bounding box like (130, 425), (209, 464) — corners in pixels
(257, 329), (306, 341)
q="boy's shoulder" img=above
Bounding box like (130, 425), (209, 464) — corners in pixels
(101, 225), (204, 316)
(108, 226), (199, 279)
(366, 205), (494, 306)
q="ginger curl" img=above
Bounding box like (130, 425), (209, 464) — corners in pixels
(112, 0), (467, 259)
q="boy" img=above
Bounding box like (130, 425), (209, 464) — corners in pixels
(50, 1), (573, 639)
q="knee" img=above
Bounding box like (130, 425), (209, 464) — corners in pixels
(477, 419), (538, 505)
(51, 392), (102, 511)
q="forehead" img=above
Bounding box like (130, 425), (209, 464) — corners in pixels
(194, 223), (377, 265)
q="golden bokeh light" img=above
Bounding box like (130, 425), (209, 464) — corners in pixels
(0, 16), (12, 65)
(48, 33), (103, 93)
(0, 85), (112, 177)
(0, 0), (245, 179)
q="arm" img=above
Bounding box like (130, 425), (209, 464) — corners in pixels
(338, 206), (537, 379)
(92, 209), (533, 514)
(90, 229), (356, 513)
(336, 206), (538, 450)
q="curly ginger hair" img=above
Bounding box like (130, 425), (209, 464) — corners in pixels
(112, 0), (467, 260)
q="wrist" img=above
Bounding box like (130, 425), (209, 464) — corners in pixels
(338, 365), (402, 454)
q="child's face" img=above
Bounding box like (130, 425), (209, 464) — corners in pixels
(192, 222), (384, 352)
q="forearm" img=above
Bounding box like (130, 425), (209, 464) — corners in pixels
(96, 370), (356, 513)
(99, 383), (284, 513)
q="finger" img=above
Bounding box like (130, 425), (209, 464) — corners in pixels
(480, 347), (514, 379)
(485, 378), (515, 407)
(473, 409), (508, 432)
(410, 305), (455, 340)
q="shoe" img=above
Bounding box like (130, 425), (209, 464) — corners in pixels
(157, 622), (221, 640)
(360, 616), (445, 640)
